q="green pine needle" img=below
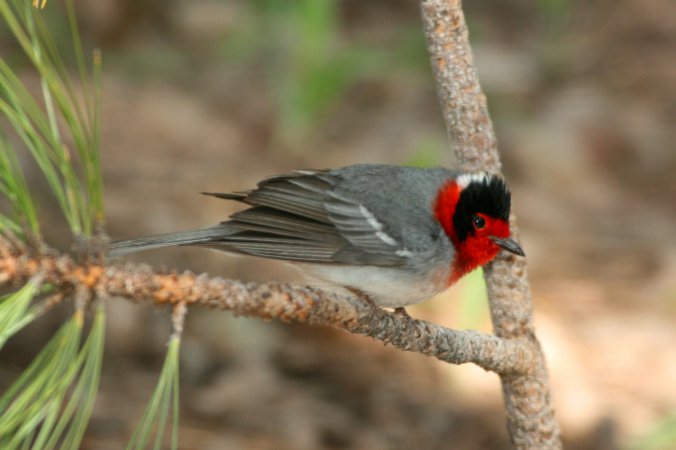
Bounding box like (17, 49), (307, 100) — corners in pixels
(45, 305), (105, 450)
(0, 307), (105, 450)
(0, 0), (104, 237)
(127, 335), (181, 450)
(0, 311), (82, 447)
(0, 133), (39, 236)
(0, 275), (43, 350)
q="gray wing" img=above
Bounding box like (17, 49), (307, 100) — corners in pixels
(200, 169), (409, 266)
(111, 165), (453, 266)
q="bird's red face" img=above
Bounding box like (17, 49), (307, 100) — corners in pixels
(433, 175), (524, 284)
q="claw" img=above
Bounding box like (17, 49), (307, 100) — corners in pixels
(394, 307), (412, 320)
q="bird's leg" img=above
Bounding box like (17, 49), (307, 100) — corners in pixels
(393, 307), (412, 320)
(345, 287), (412, 319)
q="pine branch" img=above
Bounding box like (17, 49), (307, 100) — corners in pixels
(421, 1), (561, 448)
(0, 236), (536, 375)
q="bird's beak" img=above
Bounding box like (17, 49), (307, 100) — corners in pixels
(491, 237), (525, 256)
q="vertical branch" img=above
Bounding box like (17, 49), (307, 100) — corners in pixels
(420, 0), (500, 173)
(420, 1), (562, 449)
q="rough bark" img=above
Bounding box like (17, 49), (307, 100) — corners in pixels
(0, 237), (535, 374)
(421, 0), (562, 448)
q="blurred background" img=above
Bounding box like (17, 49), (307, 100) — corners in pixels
(1, 0), (674, 448)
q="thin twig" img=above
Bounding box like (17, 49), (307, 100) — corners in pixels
(171, 302), (187, 337)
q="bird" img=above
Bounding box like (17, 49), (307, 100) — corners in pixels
(110, 164), (524, 308)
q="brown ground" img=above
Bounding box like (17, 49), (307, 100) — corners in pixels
(2, 1), (675, 449)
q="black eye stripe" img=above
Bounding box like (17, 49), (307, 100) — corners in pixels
(451, 176), (511, 242)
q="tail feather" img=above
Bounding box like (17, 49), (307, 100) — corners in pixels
(201, 191), (247, 201)
(109, 225), (232, 256)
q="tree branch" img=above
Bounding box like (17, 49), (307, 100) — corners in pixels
(421, 0), (500, 172)
(0, 236), (535, 374)
(421, 0), (561, 448)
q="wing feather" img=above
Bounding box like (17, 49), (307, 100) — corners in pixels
(201, 170), (408, 266)
(227, 207), (339, 242)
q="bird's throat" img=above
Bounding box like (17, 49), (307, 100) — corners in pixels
(450, 236), (501, 283)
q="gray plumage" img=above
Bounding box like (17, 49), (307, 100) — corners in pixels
(109, 164), (457, 271)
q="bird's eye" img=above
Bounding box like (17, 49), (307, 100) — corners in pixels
(472, 215), (486, 229)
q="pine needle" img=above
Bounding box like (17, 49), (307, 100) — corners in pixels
(0, 274), (43, 350)
(0, 0), (103, 237)
(126, 336), (181, 450)
(0, 307), (105, 450)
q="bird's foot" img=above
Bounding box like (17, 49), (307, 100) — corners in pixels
(346, 287), (378, 308)
(393, 307), (412, 320)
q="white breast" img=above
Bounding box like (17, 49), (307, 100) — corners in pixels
(296, 263), (451, 307)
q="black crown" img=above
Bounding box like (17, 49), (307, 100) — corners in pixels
(452, 175), (511, 242)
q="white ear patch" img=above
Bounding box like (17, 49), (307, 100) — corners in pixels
(456, 172), (491, 189)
